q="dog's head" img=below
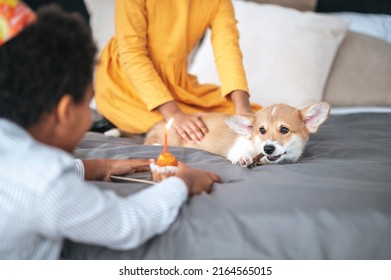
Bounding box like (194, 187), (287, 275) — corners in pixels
(225, 102), (330, 164)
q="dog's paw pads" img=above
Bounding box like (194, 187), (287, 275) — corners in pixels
(232, 156), (253, 167)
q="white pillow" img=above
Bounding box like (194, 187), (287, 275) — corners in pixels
(189, 1), (349, 109)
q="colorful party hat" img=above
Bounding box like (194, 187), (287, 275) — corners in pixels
(0, 0), (36, 45)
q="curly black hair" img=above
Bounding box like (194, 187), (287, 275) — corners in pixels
(0, 5), (96, 128)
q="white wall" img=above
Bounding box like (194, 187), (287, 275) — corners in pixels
(84, 0), (115, 108)
(84, 0), (115, 55)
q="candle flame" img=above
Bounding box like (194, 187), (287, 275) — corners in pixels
(165, 117), (174, 130)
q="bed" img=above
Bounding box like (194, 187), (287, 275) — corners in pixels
(61, 0), (391, 259)
(61, 111), (391, 259)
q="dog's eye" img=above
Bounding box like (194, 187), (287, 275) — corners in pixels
(280, 126), (289, 134)
(259, 127), (266, 135)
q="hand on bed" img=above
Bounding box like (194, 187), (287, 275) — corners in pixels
(175, 162), (221, 195)
(82, 159), (150, 182)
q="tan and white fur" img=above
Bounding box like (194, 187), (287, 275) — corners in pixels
(144, 102), (330, 167)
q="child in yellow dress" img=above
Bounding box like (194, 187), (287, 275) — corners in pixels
(95, 0), (260, 142)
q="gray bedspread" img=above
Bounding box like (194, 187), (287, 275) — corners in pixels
(61, 113), (391, 259)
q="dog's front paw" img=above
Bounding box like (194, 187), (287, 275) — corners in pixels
(227, 140), (258, 168)
(231, 155), (254, 167)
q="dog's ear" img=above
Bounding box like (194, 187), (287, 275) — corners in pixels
(225, 114), (255, 137)
(300, 102), (330, 133)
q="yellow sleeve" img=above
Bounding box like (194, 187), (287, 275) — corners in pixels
(210, 0), (250, 97)
(115, 0), (173, 111)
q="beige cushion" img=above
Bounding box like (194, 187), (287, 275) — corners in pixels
(190, 2), (349, 109)
(323, 31), (391, 107)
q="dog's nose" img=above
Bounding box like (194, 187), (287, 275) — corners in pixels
(263, 145), (275, 155)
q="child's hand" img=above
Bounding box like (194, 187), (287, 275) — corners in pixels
(171, 111), (208, 143)
(103, 159), (151, 182)
(175, 162), (221, 195)
(157, 101), (208, 143)
(82, 159), (150, 182)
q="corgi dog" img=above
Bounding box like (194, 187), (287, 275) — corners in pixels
(144, 102), (330, 167)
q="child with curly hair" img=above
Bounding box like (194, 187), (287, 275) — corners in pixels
(0, 4), (220, 259)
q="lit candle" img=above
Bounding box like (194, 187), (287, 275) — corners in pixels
(164, 117), (174, 153)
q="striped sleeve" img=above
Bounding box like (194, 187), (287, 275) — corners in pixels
(73, 159), (85, 179)
(37, 164), (188, 250)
